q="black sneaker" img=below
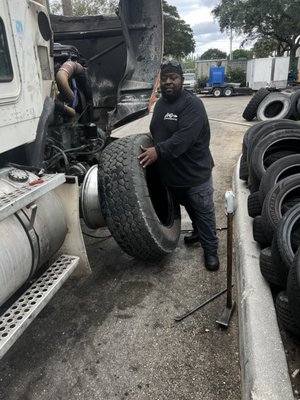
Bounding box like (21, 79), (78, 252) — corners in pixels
(184, 231), (200, 245)
(204, 253), (219, 271)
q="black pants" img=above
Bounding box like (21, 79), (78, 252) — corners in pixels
(170, 177), (219, 254)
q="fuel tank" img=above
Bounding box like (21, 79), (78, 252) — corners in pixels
(0, 170), (67, 306)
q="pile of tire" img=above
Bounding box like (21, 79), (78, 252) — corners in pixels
(239, 119), (300, 336)
(242, 87), (300, 122)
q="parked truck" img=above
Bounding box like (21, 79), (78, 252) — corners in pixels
(0, 0), (179, 359)
(183, 72), (197, 92)
(198, 65), (252, 97)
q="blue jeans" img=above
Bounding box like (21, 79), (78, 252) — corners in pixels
(170, 177), (219, 254)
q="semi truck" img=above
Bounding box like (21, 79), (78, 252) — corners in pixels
(0, 0), (179, 359)
(198, 65), (252, 97)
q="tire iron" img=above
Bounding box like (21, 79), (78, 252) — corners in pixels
(175, 287), (228, 322)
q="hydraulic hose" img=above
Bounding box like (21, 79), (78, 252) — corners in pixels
(56, 61), (85, 104)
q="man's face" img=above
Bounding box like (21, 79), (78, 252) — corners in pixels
(160, 72), (183, 101)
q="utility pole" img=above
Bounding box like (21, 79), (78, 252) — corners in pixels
(62, 0), (73, 16)
(229, 28), (233, 61)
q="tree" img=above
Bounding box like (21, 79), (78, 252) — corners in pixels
(200, 48), (227, 60)
(181, 56), (196, 72)
(212, 0), (300, 68)
(163, 1), (195, 58)
(50, 0), (118, 15)
(231, 49), (253, 60)
(62, 0), (73, 15)
(251, 37), (283, 58)
(227, 67), (246, 86)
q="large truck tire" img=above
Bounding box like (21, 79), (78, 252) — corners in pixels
(290, 89), (300, 120)
(259, 246), (284, 288)
(247, 191), (262, 218)
(275, 291), (300, 336)
(242, 88), (270, 121)
(287, 248), (300, 330)
(239, 121), (275, 181)
(260, 174), (300, 244)
(272, 205), (300, 280)
(212, 87), (222, 97)
(223, 87), (233, 97)
(239, 156), (248, 181)
(258, 154), (300, 206)
(248, 129), (300, 192)
(256, 92), (293, 121)
(253, 215), (269, 248)
(271, 231), (290, 288)
(98, 134), (181, 260)
(246, 119), (300, 166)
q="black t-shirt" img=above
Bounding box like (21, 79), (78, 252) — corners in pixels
(150, 89), (214, 187)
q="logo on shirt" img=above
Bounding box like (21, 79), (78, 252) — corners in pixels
(164, 113), (178, 121)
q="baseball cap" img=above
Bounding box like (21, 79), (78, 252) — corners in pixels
(160, 60), (183, 76)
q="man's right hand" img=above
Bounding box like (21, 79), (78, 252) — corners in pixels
(137, 145), (158, 168)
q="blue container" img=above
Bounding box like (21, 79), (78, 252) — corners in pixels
(208, 66), (225, 86)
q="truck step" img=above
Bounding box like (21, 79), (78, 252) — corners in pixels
(0, 172), (65, 223)
(0, 254), (79, 359)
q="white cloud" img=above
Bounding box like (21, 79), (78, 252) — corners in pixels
(167, 0), (246, 56)
(192, 21), (220, 35)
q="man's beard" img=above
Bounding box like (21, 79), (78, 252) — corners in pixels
(161, 85), (183, 102)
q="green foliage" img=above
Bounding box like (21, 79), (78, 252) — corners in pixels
(163, 1), (195, 58)
(231, 49), (253, 60)
(227, 67), (246, 86)
(50, 1), (62, 14)
(181, 57), (196, 72)
(251, 37), (280, 58)
(197, 75), (209, 88)
(50, 0), (118, 15)
(200, 48), (227, 60)
(212, 0), (300, 65)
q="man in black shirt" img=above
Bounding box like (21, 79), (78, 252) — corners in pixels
(138, 60), (219, 271)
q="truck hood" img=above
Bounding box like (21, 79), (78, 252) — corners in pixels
(50, 0), (163, 130)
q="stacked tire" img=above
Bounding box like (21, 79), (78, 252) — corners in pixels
(242, 87), (300, 122)
(239, 119), (300, 335)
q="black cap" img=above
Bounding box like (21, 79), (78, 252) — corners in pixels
(160, 60), (183, 76)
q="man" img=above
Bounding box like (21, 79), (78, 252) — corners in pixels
(138, 60), (219, 271)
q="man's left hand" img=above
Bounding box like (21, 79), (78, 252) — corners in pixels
(138, 145), (158, 168)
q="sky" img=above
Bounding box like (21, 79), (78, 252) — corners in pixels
(167, 0), (249, 57)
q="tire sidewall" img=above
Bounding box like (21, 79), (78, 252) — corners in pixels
(258, 154), (300, 205)
(261, 174), (300, 242)
(257, 92), (292, 121)
(249, 129), (300, 191)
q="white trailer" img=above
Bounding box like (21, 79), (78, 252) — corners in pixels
(246, 57), (290, 90)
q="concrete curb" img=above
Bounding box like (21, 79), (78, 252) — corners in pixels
(233, 158), (294, 400)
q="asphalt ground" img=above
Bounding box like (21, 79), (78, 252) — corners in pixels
(0, 94), (294, 400)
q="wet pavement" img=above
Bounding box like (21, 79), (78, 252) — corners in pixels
(0, 95), (253, 400)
